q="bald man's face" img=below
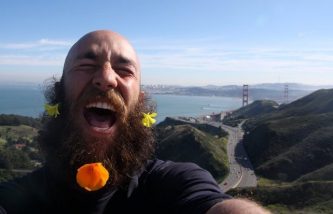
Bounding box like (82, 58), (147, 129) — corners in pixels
(62, 31), (141, 139)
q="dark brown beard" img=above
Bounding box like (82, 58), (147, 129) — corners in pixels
(38, 80), (155, 190)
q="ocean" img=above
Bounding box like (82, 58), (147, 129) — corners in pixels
(0, 86), (242, 123)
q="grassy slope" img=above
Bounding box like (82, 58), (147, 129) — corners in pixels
(156, 122), (229, 182)
(242, 89), (333, 181)
(227, 181), (333, 213)
(0, 114), (41, 129)
(0, 125), (38, 143)
(226, 89), (333, 213)
(297, 163), (333, 182)
(223, 100), (278, 127)
(276, 89), (333, 117)
(232, 100), (278, 118)
(256, 126), (333, 181)
(159, 117), (228, 138)
(0, 116), (41, 181)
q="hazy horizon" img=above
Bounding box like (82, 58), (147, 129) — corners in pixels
(1, 80), (332, 89)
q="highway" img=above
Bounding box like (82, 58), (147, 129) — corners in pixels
(205, 121), (257, 192)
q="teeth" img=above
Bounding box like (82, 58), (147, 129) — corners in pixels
(86, 102), (115, 111)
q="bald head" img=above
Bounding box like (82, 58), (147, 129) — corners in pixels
(63, 30), (140, 78)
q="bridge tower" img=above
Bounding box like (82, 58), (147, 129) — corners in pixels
(284, 84), (289, 104)
(242, 84), (249, 107)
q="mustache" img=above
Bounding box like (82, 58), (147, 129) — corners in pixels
(75, 87), (127, 113)
(64, 86), (128, 125)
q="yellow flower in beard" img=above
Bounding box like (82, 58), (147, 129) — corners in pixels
(142, 112), (157, 127)
(44, 103), (60, 118)
(76, 162), (109, 191)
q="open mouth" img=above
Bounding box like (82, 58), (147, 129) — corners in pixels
(83, 102), (117, 129)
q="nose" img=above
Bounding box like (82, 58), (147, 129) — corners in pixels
(92, 63), (117, 91)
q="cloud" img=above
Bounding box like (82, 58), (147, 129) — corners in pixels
(134, 38), (333, 75)
(0, 38), (72, 66)
(1, 39), (73, 49)
(0, 54), (65, 66)
(38, 39), (72, 46)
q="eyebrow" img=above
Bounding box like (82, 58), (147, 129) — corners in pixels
(76, 51), (137, 69)
(114, 55), (136, 66)
(77, 51), (98, 60)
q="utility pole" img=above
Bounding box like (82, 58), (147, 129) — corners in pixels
(242, 85), (249, 107)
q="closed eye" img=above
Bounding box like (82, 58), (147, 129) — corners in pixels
(114, 67), (135, 77)
(79, 64), (96, 70)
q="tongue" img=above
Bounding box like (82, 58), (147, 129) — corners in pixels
(84, 109), (115, 129)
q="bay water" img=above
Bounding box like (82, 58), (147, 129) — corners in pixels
(0, 86), (242, 123)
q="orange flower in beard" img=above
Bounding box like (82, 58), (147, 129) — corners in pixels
(76, 162), (109, 191)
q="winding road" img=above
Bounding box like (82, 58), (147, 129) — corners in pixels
(218, 123), (257, 192)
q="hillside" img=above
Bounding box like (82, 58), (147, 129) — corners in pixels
(224, 89), (333, 213)
(0, 115), (42, 182)
(0, 125), (38, 143)
(242, 89), (333, 182)
(223, 100), (278, 126)
(228, 181), (333, 213)
(156, 117), (229, 182)
(277, 88), (333, 117)
(297, 163), (333, 182)
(158, 117), (228, 138)
(231, 100), (278, 117)
(0, 114), (41, 129)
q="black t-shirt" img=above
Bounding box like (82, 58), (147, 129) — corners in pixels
(0, 159), (231, 214)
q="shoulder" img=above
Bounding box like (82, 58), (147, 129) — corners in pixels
(0, 168), (47, 213)
(144, 159), (218, 187)
(139, 159), (231, 213)
(144, 159), (225, 189)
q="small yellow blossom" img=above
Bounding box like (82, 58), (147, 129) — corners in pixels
(142, 112), (157, 127)
(76, 162), (109, 191)
(44, 103), (60, 118)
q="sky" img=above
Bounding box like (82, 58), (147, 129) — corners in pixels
(1, 0), (333, 86)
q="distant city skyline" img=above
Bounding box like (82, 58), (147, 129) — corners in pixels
(1, 0), (333, 86)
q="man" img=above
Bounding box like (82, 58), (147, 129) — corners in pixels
(0, 30), (269, 213)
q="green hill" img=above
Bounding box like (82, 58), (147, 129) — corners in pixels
(242, 89), (333, 182)
(0, 114), (41, 129)
(297, 163), (333, 182)
(156, 118), (229, 182)
(228, 181), (333, 213)
(223, 100), (278, 127)
(231, 100), (278, 118)
(0, 125), (38, 144)
(277, 89), (333, 116)
(159, 117), (228, 138)
(253, 125), (333, 181)
(225, 89), (333, 212)
(0, 114), (42, 181)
